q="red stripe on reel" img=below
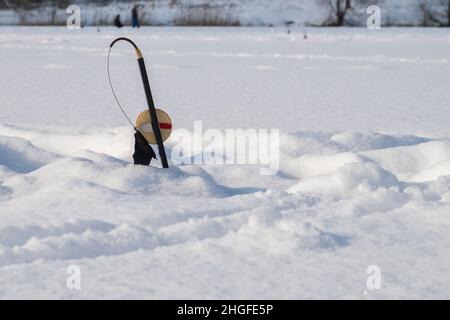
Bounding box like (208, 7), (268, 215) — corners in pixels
(159, 123), (172, 130)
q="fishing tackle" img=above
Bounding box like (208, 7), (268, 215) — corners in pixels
(107, 37), (170, 168)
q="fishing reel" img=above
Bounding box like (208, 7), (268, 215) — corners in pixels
(135, 108), (172, 144)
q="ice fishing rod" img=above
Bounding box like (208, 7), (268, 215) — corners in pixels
(107, 37), (169, 168)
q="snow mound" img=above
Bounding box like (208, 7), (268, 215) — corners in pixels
(362, 140), (450, 182)
(411, 159), (450, 182)
(284, 152), (365, 179)
(237, 209), (351, 253)
(331, 131), (430, 152)
(0, 221), (158, 265)
(1, 125), (450, 298)
(4, 156), (247, 198)
(288, 162), (399, 195)
(0, 124), (134, 159)
(0, 135), (60, 173)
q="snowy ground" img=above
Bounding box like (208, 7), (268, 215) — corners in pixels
(1, 27), (450, 299)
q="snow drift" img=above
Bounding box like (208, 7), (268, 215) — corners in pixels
(1, 124), (450, 298)
(1, 27), (450, 299)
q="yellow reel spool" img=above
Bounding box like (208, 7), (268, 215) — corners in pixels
(135, 108), (172, 144)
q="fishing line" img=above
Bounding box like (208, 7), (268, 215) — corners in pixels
(107, 44), (137, 130)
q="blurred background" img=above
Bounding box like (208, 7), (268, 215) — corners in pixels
(0, 0), (449, 27)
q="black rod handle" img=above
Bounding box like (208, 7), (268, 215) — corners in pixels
(136, 49), (169, 168)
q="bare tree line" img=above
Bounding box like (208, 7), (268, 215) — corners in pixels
(320, 0), (379, 26)
(1, 0), (450, 27)
(1, 0), (71, 24)
(420, 0), (450, 27)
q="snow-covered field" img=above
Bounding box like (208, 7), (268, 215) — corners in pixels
(1, 26), (450, 299)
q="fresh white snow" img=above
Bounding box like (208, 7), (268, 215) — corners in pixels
(0, 26), (450, 299)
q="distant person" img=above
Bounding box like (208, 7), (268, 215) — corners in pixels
(114, 14), (123, 28)
(132, 5), (140, 28)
